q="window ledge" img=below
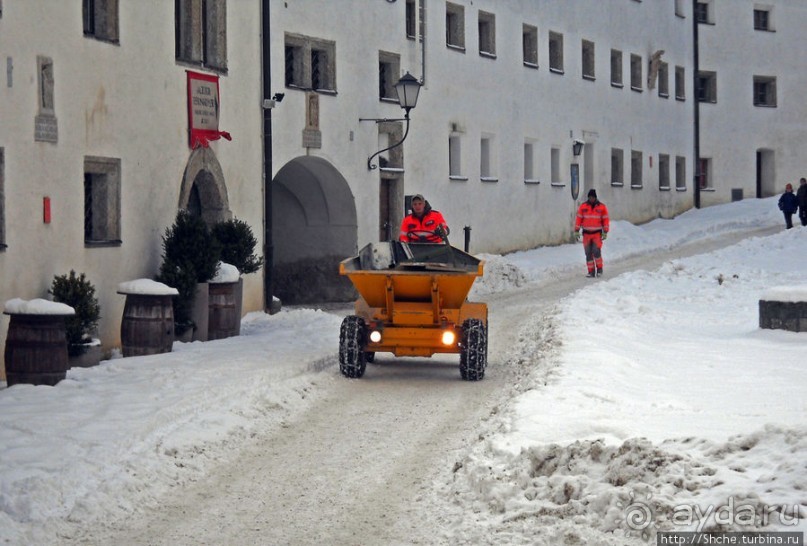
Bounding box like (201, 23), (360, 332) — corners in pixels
(754, 28), (776, 33)
(676, 187), (688, 192)
(380, 97), (399, 104)
(753, 104), (777, 108)
(524, 179), (541, 185)
(83, 35), (120, 46)
(523, 61), (539, 69)
(659, 92), (670, 99)
(449, 175), (468, 182)
(611, 182), (624, 187)
(550, 182), (566, 187)
(631, 86), (643, 93)
(480, 51), (497, 59)
(549, 67), (565, 75)
(447, 43), (466, 53)
(314, 88), (337, 96)
(676, 95), (686, 101)
(700, 187), (716, 192)
(379, 167), (404, 174)
(611, 82), (624, 89)
(659, 186), (671, 191)
(85, 240), (123, 248)
(698, 99), (717, 104)
(631, 184), (644, 189)
(481, 177), (499, 183)
(583, 74), (596, 81)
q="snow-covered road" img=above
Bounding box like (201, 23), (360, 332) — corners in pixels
(68, 226), (783, 546)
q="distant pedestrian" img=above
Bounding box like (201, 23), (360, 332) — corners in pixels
(778, 183), (799, 229)
(574, 189), (610, 277)
(797, 177), (807, 227)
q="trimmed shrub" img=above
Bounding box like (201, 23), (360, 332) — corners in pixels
(212, 218), (264, 274)
(49, 270), (101, 357)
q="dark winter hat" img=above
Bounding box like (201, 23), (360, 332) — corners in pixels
(587, 189), (597, 199)
(412, 193), (425, 202)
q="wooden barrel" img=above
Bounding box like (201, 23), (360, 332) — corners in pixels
(208, 282), (240, 340)
(4, 314), (69, 386)
(120, 294), (175, 357)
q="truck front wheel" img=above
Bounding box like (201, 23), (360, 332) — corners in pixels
(339, 316), (367, 378)
(459, 318), (487, 381)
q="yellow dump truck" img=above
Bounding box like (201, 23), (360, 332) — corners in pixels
(338, 241), (488, 381)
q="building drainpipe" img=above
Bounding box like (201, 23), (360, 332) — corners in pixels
(692, 0), (701, 209)
(261, 0), (274, 311)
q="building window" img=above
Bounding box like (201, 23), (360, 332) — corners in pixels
(611, 148), (624, 186)
(478, 11), (496, 57)
(658, 62), (669, 97)
(659, 154), (670, 190)
(697, 158), (712, 190)
(175, 0), (227, 73)
(697, 70), (717, 103)
(83, 0), (119, 43)
(0, 147), (5, 250)
(449, 135), (464, 178)
(675, 65), (686, 100)
(582, 40), (595, 80)
(480, 135), (496, 181)
(550, 148), (561, 184)
(284, 33), (336, 92)
(524, 141), (538, 183)
(695, 1), (713, 24)
(754, 7), (773, 31)
(549, 31), (563, 73)
(406, 0), (420, 39)
(379, 51), (401, 101)
(611, 49), (623, 87)
(446, 2), (465, 50)
(753, 76), (777, 107)
(676, 155), (687, 190)
(675, 0), (685, 17)
(84, 156), (122, 246)
(523, 24), (538, 67)
(630, 54), (642, 91)
(631, 150), (643, 188)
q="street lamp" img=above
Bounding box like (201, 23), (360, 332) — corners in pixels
(572, 139), (584, 157)
(361, 72), (422, 170)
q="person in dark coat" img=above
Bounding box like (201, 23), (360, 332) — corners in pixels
(778, 183), (799, 229)
(796, 177), (807, 227)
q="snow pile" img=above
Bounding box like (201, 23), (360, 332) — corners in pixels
(3, 298), (75, 315)
(116, 278), (179, 296)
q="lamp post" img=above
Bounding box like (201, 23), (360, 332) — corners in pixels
(362, 72), (422, 170)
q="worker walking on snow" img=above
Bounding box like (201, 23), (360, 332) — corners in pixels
(574, 189), (610, 277)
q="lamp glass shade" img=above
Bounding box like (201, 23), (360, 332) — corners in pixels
(572, 141), (584, 156)
(395, 72), (421, 110)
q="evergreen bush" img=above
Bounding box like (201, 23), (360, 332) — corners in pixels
(156, 210), (221, 334)
(212, 218), (264, 274)
(49, 270), (101, 357)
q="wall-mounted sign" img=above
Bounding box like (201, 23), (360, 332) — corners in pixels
(187, 71), (231, 149)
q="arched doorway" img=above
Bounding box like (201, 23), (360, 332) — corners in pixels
(179, 147), (231, 225)
(272, 156), (358, 303)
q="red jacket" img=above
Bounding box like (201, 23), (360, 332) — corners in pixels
(399, 209), (449, 243)
(575, 200), (610, 233)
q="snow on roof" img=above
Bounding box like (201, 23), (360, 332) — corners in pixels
(117, 279), (179, 296)
(3, 298), (75, 315)
(760, 284), (807, 303)
(209, 262), (240, 284)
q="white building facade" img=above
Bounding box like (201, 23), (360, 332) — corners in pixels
(0, 0), (264, 372)
(1, 1), (805, 373)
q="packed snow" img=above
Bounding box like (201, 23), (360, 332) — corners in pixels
(0, 196), (805, 544)
(116, 279), (179, 296)
(3, 298), (75, 316)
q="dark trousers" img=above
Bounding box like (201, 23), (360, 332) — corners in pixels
(800, 209), (807, 227)
(784, 212), (794, 229)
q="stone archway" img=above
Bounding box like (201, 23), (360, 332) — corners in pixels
(272, 156), (358, 303)
(179, 147), (232, 225)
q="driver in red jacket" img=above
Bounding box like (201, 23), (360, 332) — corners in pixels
(399, 194), (450, 243)
(574, 189), (610, 277)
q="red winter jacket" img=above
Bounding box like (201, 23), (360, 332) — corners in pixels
(575, 200), (610, 233)
(399, 207), (449, 243)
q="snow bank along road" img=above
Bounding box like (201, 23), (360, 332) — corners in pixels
(70, 227), (778, 545)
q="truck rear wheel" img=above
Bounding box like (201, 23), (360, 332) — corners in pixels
(459, 318), (487, 381)
(339, 315), (367, 378)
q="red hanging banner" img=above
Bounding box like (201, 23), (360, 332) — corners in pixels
(186, 71), (232, 149)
